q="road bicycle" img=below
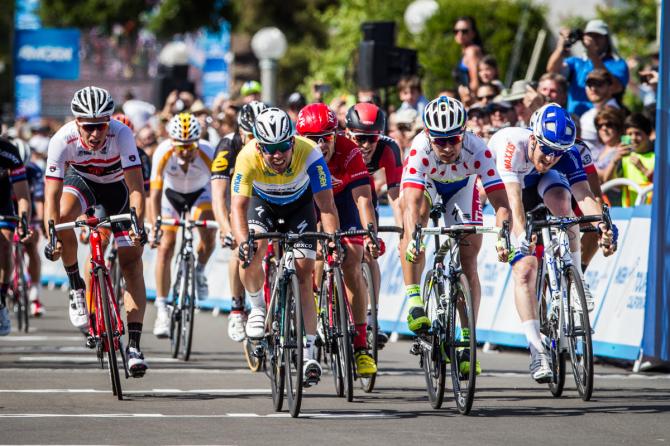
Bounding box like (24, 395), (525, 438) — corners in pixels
(410, 203), (509, 414)
(153, 211), (218, 361)
(0, 213), (30, 333)
(242, 229), (331, 418)
(48, 207), (142, 400)
(526, 204), (613, 401)
(360, 225), (403, 393)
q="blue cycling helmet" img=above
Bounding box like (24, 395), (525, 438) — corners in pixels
(530, 103), (576, 151)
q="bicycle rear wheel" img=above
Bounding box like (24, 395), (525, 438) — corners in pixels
(170, 256), (186, 359)
(334, 268), (354, 402)
(422, 271), (446, 409)
(13, 261), (29, 333)
(566, 265), (593, 401)
(538, 271), (566, 397)
(448, 274), (476, 415)
(285, 274), (304, 417)
(98, 269), (123, 401)
(269, 279), (285, 412)
(181, 256), (196, 361)
(360, 262), (377, 393)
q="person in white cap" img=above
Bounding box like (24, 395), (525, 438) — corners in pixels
(546, 19), (629, 117)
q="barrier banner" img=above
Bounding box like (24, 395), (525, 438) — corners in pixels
(14, 28), (80, 80)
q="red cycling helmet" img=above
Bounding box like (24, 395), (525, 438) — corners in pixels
(112, 113), (135, 132)
(296, 103), (338, 135)
(345, 103), (385, 133)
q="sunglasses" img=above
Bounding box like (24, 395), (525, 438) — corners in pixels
(79, 121), (110, 132)
(305, 132), (335, 145)
(454, 28), (470, 34)
(597, 122), (615, 130)
(430, 134), (463, 147)
(490, 106), (510, 114)
(586, 80), (608, 88)
(537, 143), (565, 158)
(477, 94), (496, 101)
(351, 133), (380, 144)
(259, 139), (294, 154)
(175, 142), (197, 152)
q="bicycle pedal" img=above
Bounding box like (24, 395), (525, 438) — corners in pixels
(85, 336), (96, 349)
(409, 341), (422, 356)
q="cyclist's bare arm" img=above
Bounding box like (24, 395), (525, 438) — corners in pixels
(504, 181), (526, 239)
(352, 183), (377, 232)
(148, 187), (161, 227)
(401, 186), (425, 240)
(387, 186), (403, 228)
(486, 187), (511, 227)
(313, 189), (339, 234)
(44, 179), (63, 228)
(212, 178), (233, 239)
(124, 167), (145, 223)
(231, 194), (250, 245)
(12, 178), (32, 222)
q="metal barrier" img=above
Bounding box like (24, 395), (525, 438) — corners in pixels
(601, 178), (653, 206)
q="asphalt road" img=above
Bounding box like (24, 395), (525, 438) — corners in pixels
(1, 288), (669, 445)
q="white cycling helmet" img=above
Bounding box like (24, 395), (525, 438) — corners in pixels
(422, 96), (467, 137)
(253, 107), (294, 144)
(167, 113), (202, 143)
(71, 86), (115, 119)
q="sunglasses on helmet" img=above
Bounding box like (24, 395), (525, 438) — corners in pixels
(305, 132), (335, 145)
(351, 133), (380, 144)
(79, 121), (110, 132)
(259, 139), (294, 155)
(429, 134), (463, 147)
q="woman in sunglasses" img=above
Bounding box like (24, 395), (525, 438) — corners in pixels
(43, 86), (149, 377)
(400, 96), (511, 376)
(297, 103), (380, 378)
(230, 107), (340, 386)
(488, 103), (616, 384)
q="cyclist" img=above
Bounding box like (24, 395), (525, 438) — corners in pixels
(0, 137), (32, 335)
(43, 86), (149, 377)
(399, 96), (510, 375)
(231, 107), (340, 385)
(149, 113), (216, 338)
(212, 101), (267, 342)
(12, 138), (45, 317)
(296, 103), (379, 377)
(345, 103), (403, 347)
(488, 103), (616, 383)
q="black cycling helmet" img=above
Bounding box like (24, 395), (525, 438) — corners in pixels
(345, 103), (386, 133)
(237, 101), (268, 133)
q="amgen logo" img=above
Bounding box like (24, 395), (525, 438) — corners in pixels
(18, 45), (73, 62)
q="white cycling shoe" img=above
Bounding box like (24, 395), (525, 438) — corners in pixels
(153, 305), (170, 338)
(68, 289), (88, 329)
(303, 359), (322, 387)
(245, 307), (266, 339)
(228, 310), (247, 342)
(530, 351), (553, 383)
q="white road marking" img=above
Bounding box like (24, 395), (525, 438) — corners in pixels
(0, 388), (271, 394)
(0, 412), (392, 419)
(18, 356), (180, 363)
(0, 336), (82, 342)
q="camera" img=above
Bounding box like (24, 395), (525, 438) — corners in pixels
(564, 29), (584, 49)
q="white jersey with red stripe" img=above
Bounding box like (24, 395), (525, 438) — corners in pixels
(45, 120), (141, 183)
(401, 131), (505, 194)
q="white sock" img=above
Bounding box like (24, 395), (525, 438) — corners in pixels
(304, 334), (317, 360)
(522, 319), (544, 354)
(246, 288), (265, 309)
(155, 296), (167, 309)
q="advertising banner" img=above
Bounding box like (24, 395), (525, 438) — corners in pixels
(14, 28), (80, 80)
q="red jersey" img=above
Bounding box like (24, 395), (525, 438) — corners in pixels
(327, 135), (370, 196)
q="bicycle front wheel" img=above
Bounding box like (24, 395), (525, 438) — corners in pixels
(449, 274), (476, 415)
(566, 265), (593, 401)
(538, 271), (566, 397)
(285, 274), (304, 417)
(334, 268), (354, 402)
(14, 261), (29, 333)
(170, 256), (186, 359)
(181, 256), (196, 361)
(98, 269), (123, 401)
(268, 280), (285, 412)
(360, 262), (377, 393)
(422, 271), (446, 409)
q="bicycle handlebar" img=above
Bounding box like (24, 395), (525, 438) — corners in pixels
(158, 218), (219, 229)
(0, 213), (29, 238)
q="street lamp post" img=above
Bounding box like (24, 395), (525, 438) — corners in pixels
(251, 27), (287, 105)
(404, 0), (439, 35)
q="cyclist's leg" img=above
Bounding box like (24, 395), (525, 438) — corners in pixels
(193, 195), (216, 300)
(0, 222), (14, 334)
(154, 226), (176, 336)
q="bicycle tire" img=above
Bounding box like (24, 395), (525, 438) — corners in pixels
(319, 272), (343, 397)
(98, 269), (123, 401)
(449, 274), (476, 415)
(359, 262), (377, 393)
(269, 277), (285, 412)
(422, 271), (446, 409)
(181, 255), (196, 361)
(538, 271), (566, 397)
(333, 268), (354, 402)
(170, 255), (186, 359)
(110, 251), (125, 308)
(12, 246), (29, 333)
(566, 265), (594, 401)
(285, 274), (304, 417)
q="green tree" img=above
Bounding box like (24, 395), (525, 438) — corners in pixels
(0, 3), (15, 114)
(596, 0), (657, 60)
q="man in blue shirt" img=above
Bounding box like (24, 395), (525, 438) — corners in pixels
(547, 19), (629, 117)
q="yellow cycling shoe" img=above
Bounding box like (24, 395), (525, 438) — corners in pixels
(355, 350), (377, 377)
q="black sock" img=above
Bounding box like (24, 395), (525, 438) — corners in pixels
(581, 263), (588, 273)
(128, 322), (142, 350)
(232, 295), (245, 311)
(65, 263), (85, 290)
(0, 283), (8, 307)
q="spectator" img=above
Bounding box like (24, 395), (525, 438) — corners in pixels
(537, 72), (569, 108)
(477, 55), (504, 91)
(452, 16), (484, 94)
(547, 19), (629, 116)
(501, 80), (534, 126)
(389, 108), (419, 153)
(28, 122), (51, 169)
(592, 107), (626, 184)
(329, 96), (350, 130)
(136, 126), (159, 158)
(475, 83), (501, 107)
(311, 81), (331, 103)
(287, 92), (307, 123)
(465, 103), (491, 140)
(240, 80), (262, 103)
(190, 100), (219, 146)
(397, 76), (429, 116)
(489, 98), (513, 131)
(620, 113), (654, 206)
(437, 89), (459, 100)
(357, 89), (382, 106)
(579, 68), (620, 158)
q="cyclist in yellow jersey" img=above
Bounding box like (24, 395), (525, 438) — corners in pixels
(148, 113), (217, 338)
(231, 107), (340, 386)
